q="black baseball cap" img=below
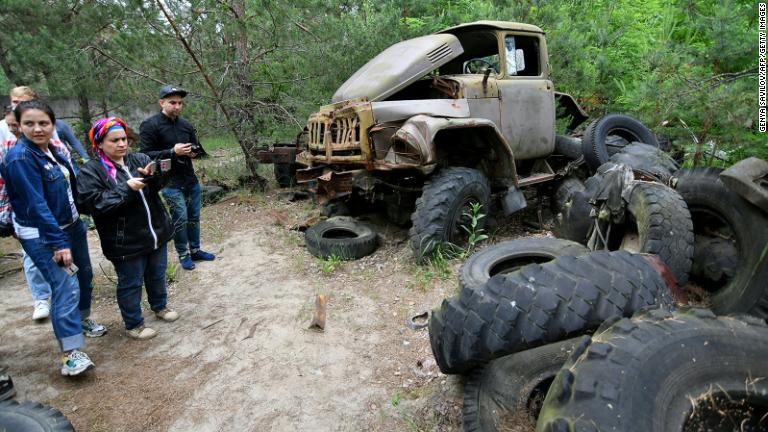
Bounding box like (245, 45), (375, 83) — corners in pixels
(159, 84), (188, 99)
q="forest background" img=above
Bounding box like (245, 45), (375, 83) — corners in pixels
(0, 0), (763, 178)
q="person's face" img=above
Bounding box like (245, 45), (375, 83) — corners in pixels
(99, 128), (129, 161)
(5, 112), (20, 138)
(159, 95), (184, 118)
(19, 109), (54, 147)
(10, 93), (33, 108)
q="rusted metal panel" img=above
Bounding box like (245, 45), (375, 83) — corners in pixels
(256, 146), (296, 164)
(370, 98), (470, 123)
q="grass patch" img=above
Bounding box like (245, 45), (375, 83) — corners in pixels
(200, 135), (239, 151)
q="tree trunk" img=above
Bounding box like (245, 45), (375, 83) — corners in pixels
(77, 89), (92, 130)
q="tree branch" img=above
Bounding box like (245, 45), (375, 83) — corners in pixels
(84, 45), (166, 85)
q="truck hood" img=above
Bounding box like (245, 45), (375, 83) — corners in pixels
(332, 34), (464, 103)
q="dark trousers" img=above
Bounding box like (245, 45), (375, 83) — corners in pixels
(112, 244), (168, 330)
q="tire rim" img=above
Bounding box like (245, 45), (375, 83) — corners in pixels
(688, 206), (739, 294)
(446, 196), (482, 246)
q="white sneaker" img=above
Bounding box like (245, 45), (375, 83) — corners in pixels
(32, 299), (50, 321)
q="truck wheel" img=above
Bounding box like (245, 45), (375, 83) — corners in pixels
(551, 178), (595, 245)
(304, 217), (378, 260)
(462, 338), (582, 432)
(274, 162), (297, 188)
(537, 307), (768, 432)
(607, 181), (694, 286)
(673, 168), (768, 318)
(458, 238), (589, 292)
(582, 114), (659, 171)
(428, 250), (674, 374)
(0, 400), (75, 431)
(409, 167), (490, 260)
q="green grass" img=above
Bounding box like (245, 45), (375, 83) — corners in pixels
(200, 135), (240, 151)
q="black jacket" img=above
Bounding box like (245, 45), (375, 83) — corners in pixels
(76, 152), (173, 261)
(139, 112), (201, 188)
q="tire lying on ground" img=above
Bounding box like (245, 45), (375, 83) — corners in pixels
(536, 307), (768, 432)
(410, 167), (491, 260)
(458, 238), (589, 292)
(605, 181), (694, 286)
(672, 168), (768, 318)
(428, 250), (674, 374)
(304, 216), (378, 260)
(462, 338), (582, 432)
(582, 114), (659, 171)
(0, 400), (75, 432)
(607, 142), (679, 182)
(551, 178), (595, 245)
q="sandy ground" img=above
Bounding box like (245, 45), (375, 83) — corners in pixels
(0, 189), (543, 431)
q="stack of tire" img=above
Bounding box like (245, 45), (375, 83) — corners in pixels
(427, 114), (768, 431)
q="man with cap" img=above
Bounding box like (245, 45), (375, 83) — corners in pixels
(139, 85), (215, 270)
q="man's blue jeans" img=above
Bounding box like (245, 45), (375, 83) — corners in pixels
(161, 183), (201, 258)
(22, 252), (52, 301)
(111, 244), (168, 330)
(19, 220), (93, 351)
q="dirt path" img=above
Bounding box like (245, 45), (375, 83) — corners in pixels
(0, 192), (485, 431)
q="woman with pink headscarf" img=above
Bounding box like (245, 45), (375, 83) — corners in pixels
(77, 117), (180, 340)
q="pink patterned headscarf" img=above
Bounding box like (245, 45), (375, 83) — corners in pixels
(88, 117), (128, 182)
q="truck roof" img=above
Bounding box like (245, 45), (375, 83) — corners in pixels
(438, 20), (545, 35)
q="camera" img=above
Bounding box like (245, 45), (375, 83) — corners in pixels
(190, 143), (202, 153)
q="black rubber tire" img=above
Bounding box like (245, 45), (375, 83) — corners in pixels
(673, 168), (768, 317)
(537, 307), (768, 432)
(607, 142), (679, 182)
(691, 235), (737, 286)
(0, 400), (74, 431)
(551, 178), (595, 245)
(612, 181), (694, 286)
(409, 167), (491, 259)
(304, 216), (378, 260)
(274, 162), (297, 188)
(458, 238), (589, 292)
(463, 338), (582, 432)
(428, 250), (674, 374)
(582, 114), (659, 171)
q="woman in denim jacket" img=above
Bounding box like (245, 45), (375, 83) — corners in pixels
(0, 101), (106, 376)
(77, 118), (179, 340)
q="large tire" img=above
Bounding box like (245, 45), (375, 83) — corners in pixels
(691, 235), (737, 286)
(428, 250), (674, 374)
(551, 178), (595, 245)
(0, 400), (75, 431)
(463, 338), (582, 432)
(410, 167), (491, 259)
(458, 238), (589, 292)
(537, 307), (768, 432)
(673, 168), (768, 317)
(609, 181), (694, 286)
(304, 217), (378, 260)
(582, 114), (659, 171)
(607, 142), (679, 182)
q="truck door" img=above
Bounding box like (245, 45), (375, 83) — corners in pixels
(497, 33), (555, 160)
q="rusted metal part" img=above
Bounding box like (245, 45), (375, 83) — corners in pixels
(316, 171), (356, 204)
(308, 294), (327, 331)
(296, 166), (326, 183)
(555, 92), (590, 133)
(256, 145), (296, 164)
(640, 254), (688, 305)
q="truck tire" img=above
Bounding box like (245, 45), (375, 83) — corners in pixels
(672, 168), (768, 317)
(691, 235), (737, 286)
(537, 307), (768, 432)
(458, 238), (589, 292)
(582, 114), (659, 171)
(551, 178), (595, 245)
(607, 142), (679, 182)
(609, 181), (694, 286)
(462, 338), (582, 432)
(428, 250), (674, 374)
(410, 167), (491, 259)
(0, 400), (74, 431)
(304, 217), (378, 260)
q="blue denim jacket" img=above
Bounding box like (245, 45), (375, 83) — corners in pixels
(0, 137), (78, 250)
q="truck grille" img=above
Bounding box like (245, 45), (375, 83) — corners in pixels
(308, 116), (362, 158)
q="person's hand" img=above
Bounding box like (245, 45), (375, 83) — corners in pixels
(137, 161), (155, 176)
(127, 178), (147, 191)
(173, 143), (193, 156)
(53, 248), (72, 267)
